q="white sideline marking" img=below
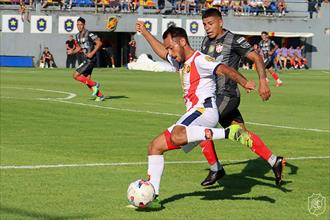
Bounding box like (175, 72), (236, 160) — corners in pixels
(1, 87), (329, 133)
(1, 156), (329, 170)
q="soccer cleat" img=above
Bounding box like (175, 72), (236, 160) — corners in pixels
(147, 197), (162, 209)
(272, 156), (286, 185)
(92, 82), (100, 96)
(201, 168), (226, 186)
(276, 80), (283, 87)
(95, 95), (105, 102)
(227, 124), (253, 148)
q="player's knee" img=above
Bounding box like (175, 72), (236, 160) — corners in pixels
(148, 140), (163, 155)
(170, 125), (187, 146)
(73, 72), (79, 80)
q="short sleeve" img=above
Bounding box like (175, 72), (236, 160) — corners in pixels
(233, 35), (253, 57)
(195, 55), (222, 76)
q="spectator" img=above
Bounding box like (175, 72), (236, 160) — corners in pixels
(19, 0), (30, 22)
(41, 47), (56, 68)
(220, 0), (230, 15)
(242, 0), (251, 15)
(66, 35), (76, 68)
(104, 44), (116, 68)
(277, 0), (286, 16)
(128, 39), (137, 63)
(120, 0), (129, 12)
(231, 0), (243, 15)
(307, 0), (318, 18)
(156, 0), (165, 13)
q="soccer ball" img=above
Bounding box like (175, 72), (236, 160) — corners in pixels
(127, 179), (155, 208)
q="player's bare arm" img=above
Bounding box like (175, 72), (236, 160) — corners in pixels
(246, 51), (271, 101)
(86, 37), (102, 59)
(135, 21), (168, 60)
(216, 64), (256, 92)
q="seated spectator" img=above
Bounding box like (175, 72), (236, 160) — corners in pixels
(211, 0), (221, 10)
(262, 0), (274, 15)
(242, 0), (251, 15)
(120, 0), (129, 12)
(156, 0), (165, 13)
(220, 0), (230, 15)
(204, 0), (213, 9)
(187, 0), (197, 14)
(231, 0), (242, 15)
(277, 0), (286, 16)
(307, 0), (318, 19)
(128, 0), (137, 11)
(177, 0), (187, 14)
(19, 0), (30, 22)
(109, 0), (120, 12)
(249, 0), (263, 15)
(41, 47), (56, 68)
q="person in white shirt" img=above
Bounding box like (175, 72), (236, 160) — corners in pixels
(135, 21), (256, 209)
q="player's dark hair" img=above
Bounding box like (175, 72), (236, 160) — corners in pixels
(261, 31), (268, 36)
(202, 8), (222, 19)
(77, 17), (86, 24)
(162, 26), (190, 45)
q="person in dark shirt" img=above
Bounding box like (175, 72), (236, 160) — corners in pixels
(66, 35), (76, 68)
(41, 47), (55, 68)
(199, 8), (285, 186)
(71, 17), (105, 101)
(128, 39), (137, 63)
(259, 31), (283, 87)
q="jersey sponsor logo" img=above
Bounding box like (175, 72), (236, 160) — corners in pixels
(190, 21), (199, 34)
(216, 43), (223, 53)
(205, 56), (215, 62)
(8, 17), (18, 31)
(241, 41), (251, 49)
(236, 37), (245, 44)
(64, 19), (74, 32)
(208, 45), (215, 54)
(37, 18), (47, 32)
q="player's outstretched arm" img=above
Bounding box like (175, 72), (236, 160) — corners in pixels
(246, 51), (271, 101)
(135, 21), (168, 60)
(216, 64), (256, 93)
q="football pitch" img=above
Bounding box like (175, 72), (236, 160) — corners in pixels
(0, 67), (329, 220)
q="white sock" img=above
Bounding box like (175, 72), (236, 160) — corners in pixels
(186, 126), (226, 143)
(267, 154), (277, 167)
(147, 155), (164, 195)
(210, 161), (223, 171)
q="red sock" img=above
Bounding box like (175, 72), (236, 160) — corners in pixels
(270, 70), (279, 81)
(199, 140), (218, 165)
(248, 131), (272, 161)
(75, 75), (96, 87)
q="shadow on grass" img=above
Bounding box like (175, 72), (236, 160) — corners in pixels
(162, 158), (298, 206)
(105, 95), (128, 100)
(0, 205), (94, 220)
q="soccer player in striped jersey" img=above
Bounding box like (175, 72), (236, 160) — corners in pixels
(199, 9), (285, 187)
(71, 17), (105, 101)
(136, 22), (257, 209)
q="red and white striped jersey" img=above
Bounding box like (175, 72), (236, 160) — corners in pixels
(167, 50), (221, 111)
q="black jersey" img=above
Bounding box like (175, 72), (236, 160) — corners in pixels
(75, 30), (98, 61)
(258, 39), (276, 60)
(201, 30), (253, 97)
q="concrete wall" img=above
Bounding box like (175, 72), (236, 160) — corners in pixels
(0, 4), (329, 69)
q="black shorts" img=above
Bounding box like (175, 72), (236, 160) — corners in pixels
(264, 57), (274, 69)
(216, 95), (244, 128)
(76, 58), (95, 76)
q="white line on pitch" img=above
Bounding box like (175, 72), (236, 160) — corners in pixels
(1, 88), (329, 133)
(1, 156), (329, 170)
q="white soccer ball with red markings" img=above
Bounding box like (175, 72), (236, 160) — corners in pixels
(127, 179), (155, 208)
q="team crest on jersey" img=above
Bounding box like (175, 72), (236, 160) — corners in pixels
(216, 43), (223, 53)
(182, 63), (190, 74)
(205, 55), (215, 62)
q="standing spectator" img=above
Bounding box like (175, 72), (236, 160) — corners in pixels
(104, 44), (116, 68)
(66, 35), (76, 68)
(128, 39), (137, 63)
(307, 0), (318, 18)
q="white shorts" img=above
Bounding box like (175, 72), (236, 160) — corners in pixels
(167, 106), (219, 153)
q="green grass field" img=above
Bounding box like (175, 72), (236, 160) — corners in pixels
(0, 67), (329, 220)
